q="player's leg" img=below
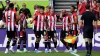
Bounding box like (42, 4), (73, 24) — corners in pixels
(34, 31), (41, 53)
(17, 30), (23, 52)
(88, 38), (92, 55)
(5, 31), (12, 54)
(85, 38), (93, 56)
(68, 31), (73, 52)
(72, 30), (78, 53)
(47, 31), (51, 52)
(9, 31), (17, 53)
(60, 30), (69, 52)
(84, 29), (93, 56)
(22, 31), (29, 52)
(52, 31), (58, 52)
(43, 31), (49, 53)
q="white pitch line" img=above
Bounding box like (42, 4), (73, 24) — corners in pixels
(70, 52), (80, 56)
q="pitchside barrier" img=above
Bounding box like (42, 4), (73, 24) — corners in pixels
(0, 28), (100, 51)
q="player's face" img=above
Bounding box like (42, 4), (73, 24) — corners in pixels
(22, 4), (26, 8)
(94, 1), (97, 5)
(70, 7), (74, 12)
(61, 10), (66, 15)
(46, 8), (50, 13)
(37, 8), (40, 12)
(50, 9), (54, 15)
(40, 9), (44, 14)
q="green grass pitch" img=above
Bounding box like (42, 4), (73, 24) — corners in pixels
(0, 51), (100, 56)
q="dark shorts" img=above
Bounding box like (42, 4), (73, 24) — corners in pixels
(48, 31), (55, 38)
(7, 31), (16, 38)
(36, 31), (44, 38)
(60, 30), (68, 39)
(34, 26), (36, 34)
(6, 27), (17, 38)
(83, 28), (93, 39)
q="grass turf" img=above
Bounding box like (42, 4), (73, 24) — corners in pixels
(0, 51), (100, 56)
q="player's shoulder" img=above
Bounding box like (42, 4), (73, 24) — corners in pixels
(66, 14), (71, 18)
(73, 12), (77, 16)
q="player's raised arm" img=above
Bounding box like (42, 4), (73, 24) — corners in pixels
(30, 14), (37, 24)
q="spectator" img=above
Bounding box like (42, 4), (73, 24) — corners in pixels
(78, 0), (87, 15)
(19, 3), (31, 18)
(98, 3), (100, 20)
(91, 0), (99, 19)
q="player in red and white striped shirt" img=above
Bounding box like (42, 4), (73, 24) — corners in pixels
(59, 9), (71, 52)
(17, 9), (28, 52)
(44, 6), (51, 53)
(5, 3), (17, 54)
(30, 6), (46, 53)
(90, 0), (99, 19)
(70, 5), (78, 53)
(46, 8), (58, 52)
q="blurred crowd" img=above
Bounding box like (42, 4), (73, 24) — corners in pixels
(77, 0), (100, 20)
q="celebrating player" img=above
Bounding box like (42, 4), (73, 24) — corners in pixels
(59, 9), (71, 52)
(4, 3), (17, 54)
(46, 8), (58, 52)
(30, 6), (45, 53)
(17, 9), (28, 52)
(70, 5), (78, 53)
(44, 6), (51, 53)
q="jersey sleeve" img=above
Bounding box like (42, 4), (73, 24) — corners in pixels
(68, 15), (71, 23)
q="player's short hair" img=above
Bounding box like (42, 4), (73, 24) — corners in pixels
(34, 4), (41, 10)
(9, 3), (14, 8)
(40, 6), (45, 10)
(22, 3), (26, 6)
(71, 5), (76, 9)
(46, 6), (51, 9)
(85, 4), (90, 9)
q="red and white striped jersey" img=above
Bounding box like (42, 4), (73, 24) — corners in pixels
(5, 10), (16, 31)
(36, 14), (45, 31)
(71, 12), (78, 30)
(18, 13), (26, 31)
(47, 14), (57, 31)
(62, 16), (69, 31)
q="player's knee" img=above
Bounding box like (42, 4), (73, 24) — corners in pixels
(84, 38), (89, 42)
(53, 38), (57, 42)
(89, 39), (92, 43)
(8, 38), (11, 41)
(36, 38), (41, 43)
(14, 38), (17, 41)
